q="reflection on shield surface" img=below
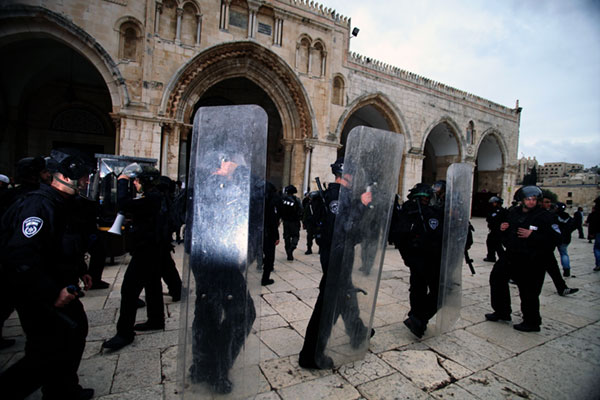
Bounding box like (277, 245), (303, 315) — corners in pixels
(178, 105), (266, 399)
(433, 162), (474, 335)
(317, 126), (403, 367)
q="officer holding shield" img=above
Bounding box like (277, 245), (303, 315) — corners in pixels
(0, 148), (94, 399)
(299, 157), (372, 369)
(391, 183), (444, 338)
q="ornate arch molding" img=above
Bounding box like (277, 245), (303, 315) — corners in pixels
(0, 5), (128, 110)
(337, 92), (408, 146)
(421, 116), (462, 155)
(475, 128), (509, 167)
(160, 41), (314, 139)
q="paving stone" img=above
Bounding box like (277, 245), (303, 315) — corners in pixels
(79, 354), (117, 397)
(544, 334), (600, 366)
(431, 383), (480, 399)
(260, 355), (330, 390)
(425, 330), (514, 372)
(380, 349), (451, 392)
(568, 321), (600, 345)
(261, 314), (291, 331)
(490, 345), (600, 400)
(86, 308), (117, 327)
(466, 321), (544, 353)
(270, 299), (313, 322)
(373, 302), (410, 325)
(337, 352), (395, 386)
(356, 372), (433, 399)
(112, 349), (162, 393)
(99, 384), (164, 399)
(368, 322), (419, 354)
(453, 370), (542, 400)
(261, 326), (304, 357)
(160, 345), (178, 383)
(291, 287), (320, 306)
(279, 373), (360, 400)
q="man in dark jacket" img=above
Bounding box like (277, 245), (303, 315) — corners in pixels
(484, 196), (507, 262)
(0, 149), (94, 399)
(486, 186), (563, 332)
(391, 183), (444, 338)
(262, 181), (280, 285)
(103, 165), (166, 350)
(280, 184), (303, 260)
(299, 158), (372, 369)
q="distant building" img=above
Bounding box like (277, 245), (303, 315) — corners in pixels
(538, 162), (584, 180)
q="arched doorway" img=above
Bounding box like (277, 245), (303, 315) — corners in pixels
(162, 41), (314, 191)
(183, 77), (284, 188)
(472, 132), (505, 216)
(421, 121), (461, 184)
(0, 7), (122, 176)
(337, 95), (405, 193)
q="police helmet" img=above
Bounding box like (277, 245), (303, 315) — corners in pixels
(330, 157), (344, 176)
(555, 202), (567, 211)
(49, 149), (94, 181)
(0, 174), (9, 185)
(489, 196), (503, 205)
(517, 185), (542, 201)
(15, 156), (46, 183)
(285, 184), (297, 195)
(408, 183), (433, 200)
(136, 166), (160, 188)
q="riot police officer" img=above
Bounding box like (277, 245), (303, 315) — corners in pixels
(484, 196), (507, 262)
(299, 157), (372, 369)
(262, 181), (280, 285)
(391, 183), (444, 338)
(486, 185), (561, 332)
(103, 165), (166, 350)
(0, 148), (94, 399)
(280, 184), (303, 260)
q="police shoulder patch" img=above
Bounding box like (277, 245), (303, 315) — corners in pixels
(329, 200), (339, 215)
(551, 223), (561, 234)
(428, 218), (439, 230)
(22, 217), (44, 238)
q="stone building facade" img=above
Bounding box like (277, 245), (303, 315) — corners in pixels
(0, 0), (521, 200)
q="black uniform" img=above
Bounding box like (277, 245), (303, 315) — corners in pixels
(392, 198), (444, 335)
(299, 183), (369, 368)
(280, 192), (303, 260)
(0, 184), (89, 399)
(495, 205), (561, 328)
(262, 183), (280, 285)
(485, 204), (507, 261)
(189, 167), (257, 394)
(114, 178), (165, 339)
(302, 193), (317, 254)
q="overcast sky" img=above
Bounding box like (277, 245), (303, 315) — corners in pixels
(321, 0), (600, 168)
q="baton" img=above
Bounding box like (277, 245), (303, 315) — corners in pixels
(464, 250), (476, 275)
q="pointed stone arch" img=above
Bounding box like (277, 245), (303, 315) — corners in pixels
(161, 41), (314, 141)
(421, 117), (463, 184)
(0, 5), (128, 109)
(473, 128), (509, 201)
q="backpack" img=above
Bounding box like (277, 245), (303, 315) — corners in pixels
(279, 194), (299, 221)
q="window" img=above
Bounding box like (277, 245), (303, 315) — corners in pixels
(568, 192), (572, 197)
(332, 76), (344, 105)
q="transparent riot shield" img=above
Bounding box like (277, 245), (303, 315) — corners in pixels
(317, 126), (403, 367)
(178, 105), (267, 399)
(432, 162), (474, 334)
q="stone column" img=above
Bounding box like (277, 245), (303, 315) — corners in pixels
(154, 2), (162, 35)
(195, 14), (202, 45)
(175, 8), (183, 43)
(281, 140), (293, 187)
(403, 151), (426, 199)
(220, 0), (230, 30)
(273, 13), (283, 46)
(302, 141), (314, 194)
(320, 50), (327, 77)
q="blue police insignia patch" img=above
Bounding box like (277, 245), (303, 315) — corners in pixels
(329, 200), (339, 215)
(551, 224), (561, 234)
(22, 217), (43, 238)
(429, 218), (439, 230)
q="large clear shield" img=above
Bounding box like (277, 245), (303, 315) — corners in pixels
(318, 126), (403, 367)
(433, 162), (474, 334)
(178, 105), (267, 399)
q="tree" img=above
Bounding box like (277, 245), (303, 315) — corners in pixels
(523, 166), (538, 185)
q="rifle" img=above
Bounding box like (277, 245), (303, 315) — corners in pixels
(315, 177), (326, 203)
(464, 249), (476, 275)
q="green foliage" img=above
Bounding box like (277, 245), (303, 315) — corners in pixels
(541, 189), (558, 203)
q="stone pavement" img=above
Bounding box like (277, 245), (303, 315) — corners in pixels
(2, 217), (599, 399)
